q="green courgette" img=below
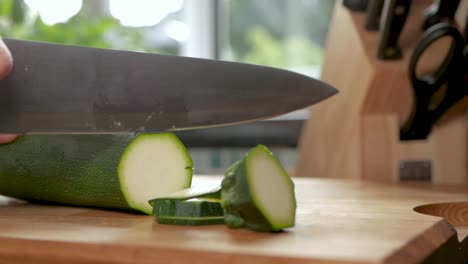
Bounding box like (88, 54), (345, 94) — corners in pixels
(221, 145), (296, 232)
(152, 197), (224, 225)
(153, 198), (223, 218)
(0, 133), (193, 215)
(149, 183), (224, 225)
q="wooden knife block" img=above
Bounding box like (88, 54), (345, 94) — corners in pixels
(296, 0), (468, 185)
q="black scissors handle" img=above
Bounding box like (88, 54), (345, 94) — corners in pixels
(422, 0), (461, 30)
(409, 23), (464, 93)
(400, 23), (467, 140)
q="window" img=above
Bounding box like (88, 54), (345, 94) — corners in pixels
(218, 0), (335, 79)
(0, 0), (186, 55)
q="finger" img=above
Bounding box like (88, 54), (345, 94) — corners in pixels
(0, 38), (13, 80)
(0, 39), (15, 142)
(0, 134), (17, 144)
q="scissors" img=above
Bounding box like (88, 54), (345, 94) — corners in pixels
(400, 22), (468, 140)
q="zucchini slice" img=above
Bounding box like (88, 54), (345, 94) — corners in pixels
(0, 133), (193, 215)
(153, 198), (224, 218)
(149, 183), (225, 226)
(152, 198), (224, 225)
(148, 184), (221, 207)
(221, 145), (296, 232)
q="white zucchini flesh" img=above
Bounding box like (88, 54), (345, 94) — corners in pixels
(221, 145), (296, 232)
(246, 148), (296, 229)
(119, 133), (193, 214)
(247, 150), (296, 230)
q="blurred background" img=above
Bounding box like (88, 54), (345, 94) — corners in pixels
(0, 0), (335, 175)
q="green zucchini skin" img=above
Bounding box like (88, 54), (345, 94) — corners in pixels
(0, 134), (131, 210)
(222, 160), (272, 231)
(153, 198), (224, 218)
(0, 133), (193, 214)
(156, 216), (225, 226)
(150, 187), (225, 225)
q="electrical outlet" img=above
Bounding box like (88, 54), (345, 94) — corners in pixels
(399, 160), (432, 182)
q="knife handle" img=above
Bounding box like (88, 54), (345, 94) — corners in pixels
(465, 9), (468, 38)
(422, 0), (461, 30)
(365, 0), (385, 31)
(343, 0), (369, 11)
(377, 0), (412, 60)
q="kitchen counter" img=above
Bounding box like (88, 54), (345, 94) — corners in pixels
(0, 176), (466, 264)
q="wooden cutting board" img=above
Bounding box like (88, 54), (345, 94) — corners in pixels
(0, 176), (466, 264)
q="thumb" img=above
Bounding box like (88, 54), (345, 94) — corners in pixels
(0, 38), (15, 143)
(0, 38), (13, 80)
(0, 134), (16, 143)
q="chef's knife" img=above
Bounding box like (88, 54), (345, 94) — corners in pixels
(0, 39), (337, 134)
(377, 0), (412, 60)
(365, 0), (385, 31)
(422, 0), (461, 30)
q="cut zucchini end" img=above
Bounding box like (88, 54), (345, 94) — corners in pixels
(118, 133), (193, 214)
(246, 145), (296, 230)
(221, 145), (296, 232)
(148, 183), (222, 207)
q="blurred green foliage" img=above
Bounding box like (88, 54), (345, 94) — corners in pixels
(0, 0), (165, 53)
(242, 26), (324, 68)
(242, 27), (284, 67)
(228, 0), (334, 69)
(0, 0), (334, 69)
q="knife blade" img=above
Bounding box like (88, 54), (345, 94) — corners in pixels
(377, 0), (412, 60)
(0, 39), (337, 134)
(422, 0), (461, 30)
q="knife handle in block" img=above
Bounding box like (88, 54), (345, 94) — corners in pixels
(365, 0), (385, 31)
(377, 0), (412, 60)
(422, 0), (461, 30)
(343, 0), (369, 11)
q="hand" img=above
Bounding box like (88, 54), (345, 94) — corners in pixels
(0, 38), (14, 144)
(0, 134), (16, 143)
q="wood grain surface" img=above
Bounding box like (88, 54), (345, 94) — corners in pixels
(0, 175), (466, 264)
